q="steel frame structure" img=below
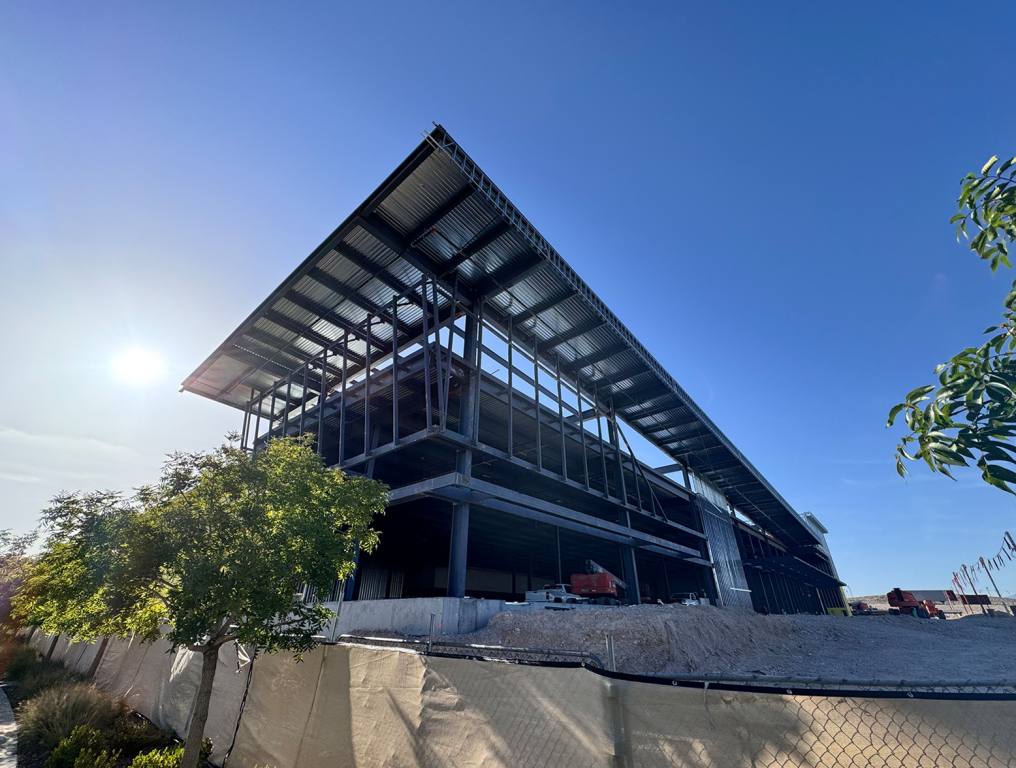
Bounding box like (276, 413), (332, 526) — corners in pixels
(184, 125), (843, 612)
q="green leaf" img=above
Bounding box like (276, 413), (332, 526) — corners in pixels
(905, 384), (935, 402)
(887, 403), (906, 427)
(985, 463), (1016, 485)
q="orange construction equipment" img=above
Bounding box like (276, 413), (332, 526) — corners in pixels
(886, 588), (945, 619)
(569, 560), (627, 604)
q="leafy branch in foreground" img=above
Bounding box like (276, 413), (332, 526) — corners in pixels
(889, 283), (1016, 491)
(890, 154), (1016, 492)
(952, 154), (1016, 272)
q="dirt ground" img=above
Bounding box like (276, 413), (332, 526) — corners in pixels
(436, 604), (1016, 682)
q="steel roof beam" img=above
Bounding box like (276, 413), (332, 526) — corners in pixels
(407, 184), (474, 244)
(623, 400), (681, 420)
(591, 365), (647, 389)
(614, 378), (669, 403)
(472, 253), (545, 298)
(223, 347), (295, 380)
(263, 308), (347, 354)
(437, 219), (511, 276)
(271, 295), (384, 356)
(221, 322), (353, 399)
(217, 337), (320, 402)
(357, 213), (450, 287)
(541, 318), (606, 351)
(240, 328), (312, 367)
(283, 291), (389, 351)
(303, 269), (412, 336)
(331, 243), (427, 311)
(568, 341), (628, 371)
(244, 326), (362, 375)
(513, 288), (577, 325)
(644, 417), (704, 436)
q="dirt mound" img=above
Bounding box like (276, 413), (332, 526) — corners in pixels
(447, 604), (1016, 681)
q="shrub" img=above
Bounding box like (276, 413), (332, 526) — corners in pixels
(3, 643), (40, 680)
(127, 745), (182, 768)
(14, 664), (77, 703)
(127, 739), (211, 768)
(110, 713), (172, 756)
(72, 749), (120, 768)
(18, 683), (124, 755)
(47, 725), (110, 768)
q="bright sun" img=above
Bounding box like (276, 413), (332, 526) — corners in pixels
(111, 346), (167, 387)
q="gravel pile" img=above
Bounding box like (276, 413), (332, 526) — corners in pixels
(439, 604), (1016, 681)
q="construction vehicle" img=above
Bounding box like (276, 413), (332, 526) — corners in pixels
(886, 588), (946, 619)
(569, 560), (627, 605)
(670, 592), (702, 606)
(849, 600), (874, 616)
(525, 560), (627, 605)
(525, 584), (588, 604)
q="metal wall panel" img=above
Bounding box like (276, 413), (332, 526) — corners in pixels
(696, 497), (754, 610)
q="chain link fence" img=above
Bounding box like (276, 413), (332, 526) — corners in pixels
(26, 629), (1016, 767)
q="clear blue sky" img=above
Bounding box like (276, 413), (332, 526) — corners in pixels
(2, 2), (1015, 596)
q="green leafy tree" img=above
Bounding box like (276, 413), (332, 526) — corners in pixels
(889, 155), (1016, 491)
(13, 436), (386, 768)
(0, 527), (36, 627)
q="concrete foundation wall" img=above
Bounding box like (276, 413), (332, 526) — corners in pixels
(322, 597), (591, 639)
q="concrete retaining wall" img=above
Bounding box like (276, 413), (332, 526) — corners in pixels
(321, 597), (586, 638)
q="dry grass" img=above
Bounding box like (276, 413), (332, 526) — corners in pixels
(17, 682), (124, 756)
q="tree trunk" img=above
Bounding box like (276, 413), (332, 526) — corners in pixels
(45, 634), (59, 660)
(86, 636), (109, 679)
(181, 646), (219, 768)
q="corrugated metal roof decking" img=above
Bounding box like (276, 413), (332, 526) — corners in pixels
(182, 125), (819, 548)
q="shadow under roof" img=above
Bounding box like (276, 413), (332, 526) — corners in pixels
(182, 125), (819, 548)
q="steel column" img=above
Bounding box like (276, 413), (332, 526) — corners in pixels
(317, 348), (327, 455)
(299, 365), (308, 436)
(448, 502), (470, 598)
(595, 390), (608, 497)
(534, 339), (542, 471)
(556, 355), (567, 480)
(364, 315), (372, 456)
(253, 391), (264, 449)
(621, 546), (641, 605)
(507, 316), (514, 457)
(421, 278), (432, 427)
(284, 374), (293, 436)
(241, 388), (253, 450)
(338, 330), (348, 464)
(577, 377), (589, 490)
(392, 297), (399, 444)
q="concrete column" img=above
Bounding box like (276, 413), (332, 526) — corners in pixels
(621, 546), (640, 605)
(448, 502), (470, 598)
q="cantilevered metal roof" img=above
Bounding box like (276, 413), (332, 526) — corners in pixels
(182, 125), (819, 547)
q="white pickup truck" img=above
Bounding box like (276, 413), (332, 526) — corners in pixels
(525, 584), (589, 604)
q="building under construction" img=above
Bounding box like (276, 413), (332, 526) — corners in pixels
(183, 126), (845, 615)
